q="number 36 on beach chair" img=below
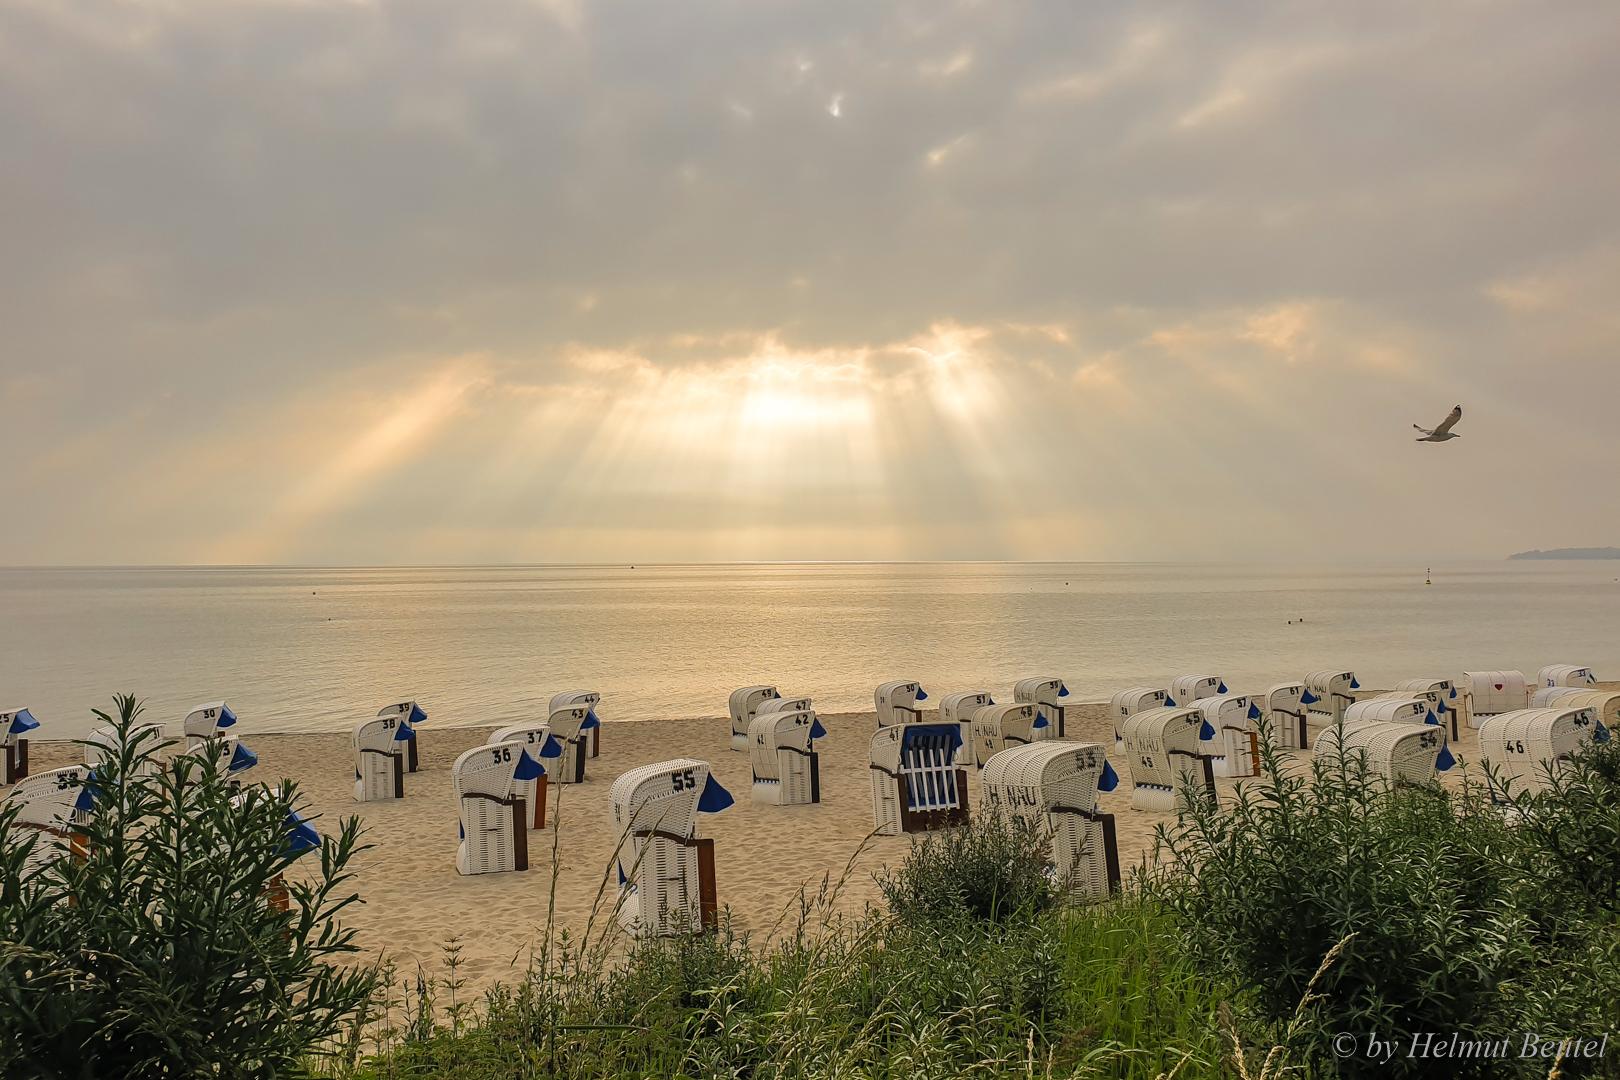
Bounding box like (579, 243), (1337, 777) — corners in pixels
(453, 742), (548, 876)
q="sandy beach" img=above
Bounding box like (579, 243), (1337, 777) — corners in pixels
(12, 698), (1531, 994)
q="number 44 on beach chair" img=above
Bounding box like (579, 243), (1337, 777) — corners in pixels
(611, 759), (734, 937)
(453, 741), (548, 876)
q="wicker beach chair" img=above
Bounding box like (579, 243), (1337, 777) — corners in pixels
(749, 708), (826, 805)
(1110, 687), (1169, 755)
(85, 722), (170, 777)
(1312, 719), (1454, 785)
(376, 702), (427, 771)
(1, 706), (39, 785)
(969, 703), (1049, 768)
(1190, 695), (1264, 778)
(549, 690), (602, 757)
(1121, 706), (1215, 812)
(610, 759), (733, 936)
(352, 715), (413, 802)
(728, 686), (779, 751)
(1537, 664), (1597, 689)
(4, 764), (94, 873)
(875, 680), (927, 726)
(1013, 677), (1069, 737)
(1393, 678), (1462, 738)
(489, 723), (564, 827)
(869, 723), (969, 835)
(546, 705), (596, 784)
(452, 741), (545, 875)
(1263, 683), (1313, 750)
(981, 741), (1122, 899)
(1458, 671), (1528, 724)
(1304, 670), (1359, 725)
(1477, 706), (1607, 798)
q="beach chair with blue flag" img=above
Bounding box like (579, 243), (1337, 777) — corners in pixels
(549, 690), (602, 758)
(749, 708), (826, 805)
(490, 723), (563, 828)
(1263, 683), (1312, 750)
(4, 764), (95, 873)
(1169, 674), (1225, 707)
(546, 704), (598, 784)
(352, 713), (415, 802)
(869, 723), (970, 835)
(1477, 706), (1607, 799)
(1305, 670), (1359, 727)
(1109, 688), (1169, 755)
(610, 759), (733, 936)
(1190, 695), (1265, 778)
(758, 695), (813, 718)
(1013, 677), (1070, 738)
(938, 691), (993, 748)
(1393, 677), (1461, 739)
(377, 701), (427, 771)
(180, 701), (258, 778)
(728, 686), (779, 751)
(981, 741), (1123, 899)
(1538, 664), (1597, 690)
(1121, 706), (1216, 812)
(453, 741), (546, 875)
(875, 680), (927, 726)
(1313, 719), (1455, 787)
(1529, 688), (1620, 734)
(1, 706), (40, 785)
(968, 703), (1049, 768)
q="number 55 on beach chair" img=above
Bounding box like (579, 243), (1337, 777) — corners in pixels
(981, 742), (1122, 899)
(453, 741), (546, 875)
(610, 759), (734, 937)
(4, 765), (95, 873)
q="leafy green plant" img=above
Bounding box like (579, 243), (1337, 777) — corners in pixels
(878, 812), (1057, 927)
(0, 693), (377, 1079)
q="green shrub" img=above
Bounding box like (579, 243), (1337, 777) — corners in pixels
(878, 813), (1057, 927)
(0, 694), (378, 1079)
(1157, 731), (1620, 1079)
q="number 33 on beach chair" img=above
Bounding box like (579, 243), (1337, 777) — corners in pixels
(610, 760), (734, 937)
(452, 742), (548, 875)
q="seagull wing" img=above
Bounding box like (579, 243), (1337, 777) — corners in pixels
(1412, 424), (1433, 436)
(1432, 405), (1462, 437)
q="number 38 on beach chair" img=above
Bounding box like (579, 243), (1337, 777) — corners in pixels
(750, 709), (826, 805)
(610, 759), (734, 937)
(352, 712), (416, 802)
(4, 765), (94, 873)
(981, 742), (1122, 899)
(869, 723), (969, 835)
(1121, 706), (1217, 812)
(376, 702), (427, 772)
(452, 741), (547, 875)
(2, 706), (40, 785)
(489, 723), (564, 828)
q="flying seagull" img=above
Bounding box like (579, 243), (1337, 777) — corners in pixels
(1414, 405), (1462, 442)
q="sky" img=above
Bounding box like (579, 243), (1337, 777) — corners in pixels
(2, 0), (1617, 565)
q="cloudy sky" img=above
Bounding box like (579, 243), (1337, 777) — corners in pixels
(2, 0), (1616, 565)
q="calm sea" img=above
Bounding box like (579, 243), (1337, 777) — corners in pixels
(2, 562), (1617, 740)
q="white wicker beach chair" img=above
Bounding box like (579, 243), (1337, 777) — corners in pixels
(546, 705), (597, 784)
(1013, 678), (1069, 738)
(1, 706), (40, 785)
(869, 723), (969, 835)
(749, 709), (826, 805)
(875, 681), (927, 726)
(183, 701), (239, 748)
(1169, 674), (1225, 706)
(758, 696), (813, 716)
(1304, 670), (1359, 725)
(1109, 688), (1169, 755)
(1311, 720), (1454, 785)
(728, 686), (779, 751)
(937, 691), (993, 748)
(351, 715), (415, 802)
(4, 765), (94, 873)
(1346, 697), (1437, 728)
(85, 722), (170, 778)
(1262, 683), (1313, 750)
(968, 703), (1050, 768)
(452, 741), (546, 875)
(490, 723), (564, 828)
(1120, 706), (1215, 812)
(981, 742), (1122, 899)
(1393, 678), (1461, 738)
(1458, 671), (1528, 724)
(610, 759), (734, 936)
(549, 691), (602, 757)
(1537, 664), (1597, 689)
(376, 702), (427, 771)
(1527, 688), (1620, 731)
(1191, 695), (1264, 778)
(1477, 706), (1607, 798)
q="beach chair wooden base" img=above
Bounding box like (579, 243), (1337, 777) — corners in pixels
(697, 837), (717, 933)
(407, 735), (419, 773)
(394, 753), (405, 797)
(899, 770), (970, 833)
(5, 740), (28, 784)
(532, 776), (548, 830)
(592, 725), (600, 758)
(511, 798), (529, 870)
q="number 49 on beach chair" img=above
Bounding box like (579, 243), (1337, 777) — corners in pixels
(453, 741), (547, 876)
(610, 759), (734, 937)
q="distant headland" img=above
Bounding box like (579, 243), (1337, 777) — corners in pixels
(1508, 547), (1620, 560)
